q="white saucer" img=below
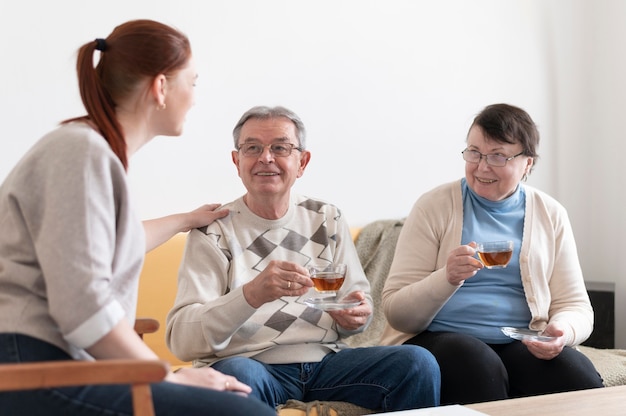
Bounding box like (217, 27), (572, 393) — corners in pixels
(303, 297), (361, 311)
(501, 327), (556, 342)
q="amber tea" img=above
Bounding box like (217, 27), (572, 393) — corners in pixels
(308, 263), (347, 294)
(311, 272), (346, 293)
(476, 241), (514, 269)
(478, 250), (513, 268)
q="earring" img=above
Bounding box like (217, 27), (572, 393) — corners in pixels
(157, 103), (166, 111)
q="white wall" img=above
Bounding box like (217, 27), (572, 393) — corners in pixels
(1, 1), (624, 347)
(541, 0), (626, 348)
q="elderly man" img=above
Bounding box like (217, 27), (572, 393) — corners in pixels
(166, 106), (440, 412)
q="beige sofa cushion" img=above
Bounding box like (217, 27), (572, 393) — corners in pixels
(577, 345), (626, 387)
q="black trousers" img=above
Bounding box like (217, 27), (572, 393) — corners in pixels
(405, 330), (604, 405)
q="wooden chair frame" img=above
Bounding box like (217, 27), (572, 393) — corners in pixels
(0, 318), (167, 416)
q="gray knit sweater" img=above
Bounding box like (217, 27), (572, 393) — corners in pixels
(0, 122), (144, 359)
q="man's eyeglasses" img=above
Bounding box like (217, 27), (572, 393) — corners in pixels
(237, 142), (303, 158)
(461, 149), (524, 167)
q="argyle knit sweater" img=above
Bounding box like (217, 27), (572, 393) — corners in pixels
(166, 195), (371, 366)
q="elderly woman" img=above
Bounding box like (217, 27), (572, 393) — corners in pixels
(380, 103), (604, 405)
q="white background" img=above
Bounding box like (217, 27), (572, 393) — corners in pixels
(1, 1), (625, 347)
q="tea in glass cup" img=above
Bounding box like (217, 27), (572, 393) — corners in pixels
(476, 241), (514, 269)
(307, 263), (347, 295)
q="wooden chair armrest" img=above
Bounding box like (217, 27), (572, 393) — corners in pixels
(0, 359), (169, 416)
(0, 359), (169, 391)
(134, 318), (160, 338)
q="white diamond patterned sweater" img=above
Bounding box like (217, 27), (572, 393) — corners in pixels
(166, 195), (371, 366)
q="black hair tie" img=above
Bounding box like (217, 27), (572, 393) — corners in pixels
(95, 38), (107, 52)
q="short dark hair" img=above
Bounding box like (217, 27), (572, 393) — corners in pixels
(469, 103), (540, 172)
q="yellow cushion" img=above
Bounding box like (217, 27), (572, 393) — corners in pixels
(136, 233), (188, 367)
(350, 227), (361, 241)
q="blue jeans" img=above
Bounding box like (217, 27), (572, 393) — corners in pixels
(211, 345), (440, 411)
(0, 333), (276, 416)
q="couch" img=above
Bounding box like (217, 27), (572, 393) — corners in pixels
(137, 220), (626, 414)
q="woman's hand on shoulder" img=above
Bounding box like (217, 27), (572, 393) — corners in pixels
(445, 242), (483, 286)
(166, 366), (252, 395)
(180, 204), (229, 232)
(143, 203), (229, 252)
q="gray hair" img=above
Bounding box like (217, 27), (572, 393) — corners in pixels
(232, 106), (307, 149)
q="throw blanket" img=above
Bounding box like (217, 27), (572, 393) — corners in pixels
(347, 218), (404, 348)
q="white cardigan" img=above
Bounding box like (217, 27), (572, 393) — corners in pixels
(380, 179), (593, 347)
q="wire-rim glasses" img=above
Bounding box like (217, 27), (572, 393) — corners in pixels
(237, 142), (303, 158)
(461, 149), (524, 167)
